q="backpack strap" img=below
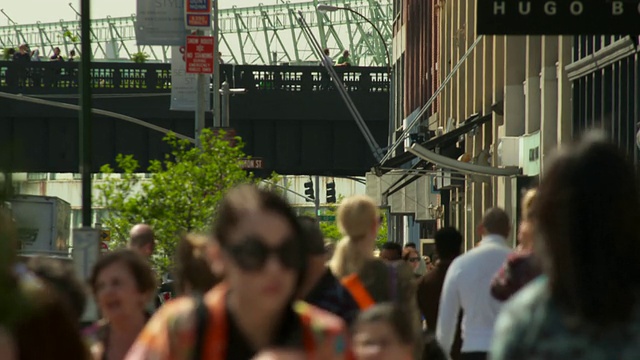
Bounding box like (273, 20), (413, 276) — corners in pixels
(192, 293), (209, 360)
(188, 284), (229, 360)
(341, 274), (375, 310)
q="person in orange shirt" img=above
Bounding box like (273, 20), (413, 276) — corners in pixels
(126, 185), (349, 360)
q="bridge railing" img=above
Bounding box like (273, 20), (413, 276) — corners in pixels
(0, 61), (389, 95)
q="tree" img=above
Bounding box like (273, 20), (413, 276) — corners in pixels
(131, 51), (149, 64)
(96, 129), (255, 272)
(318, 196), (388, 249)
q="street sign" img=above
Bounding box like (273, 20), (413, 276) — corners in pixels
(185, 35), (215, 74)
(100, 229), (111, 242)
(477, 0), (640, 35)
(185, 0), (212, 29)
(100, 241), (109, 252)
(241, 158), (264, 169)
(318, 215), (336, 222)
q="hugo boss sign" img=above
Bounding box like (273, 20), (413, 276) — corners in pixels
(477, 1), (640, 35)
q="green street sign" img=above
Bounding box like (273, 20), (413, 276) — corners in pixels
(318, 215), (336, 222)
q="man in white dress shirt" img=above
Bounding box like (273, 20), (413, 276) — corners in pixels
(436, 208), (512, 360)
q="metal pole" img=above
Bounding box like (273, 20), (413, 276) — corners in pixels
(80, 0), (92, 227)
(195, 30), (206, 148)
(314, 175), (320, 216)
(221, 81), (230, 127)
(212, 0), (221, 127)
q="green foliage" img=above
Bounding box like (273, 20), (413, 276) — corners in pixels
(131, 51), (149, 64)
(2, 48), (15, 61)
(96, 129), (255, 273)
(318, 196), (388, 248)
(63, 30), (79, 43)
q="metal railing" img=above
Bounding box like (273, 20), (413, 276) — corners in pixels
(0, 61), (389, 95)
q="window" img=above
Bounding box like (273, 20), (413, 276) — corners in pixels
(27, 173), (47, 181)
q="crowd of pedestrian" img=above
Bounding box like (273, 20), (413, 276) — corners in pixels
(1, 131), (640, 359)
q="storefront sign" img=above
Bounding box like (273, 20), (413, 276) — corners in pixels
(477, 0), (640, 35)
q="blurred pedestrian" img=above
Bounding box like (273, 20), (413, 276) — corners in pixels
(0, 210), (89, 360)
(50, 47), (63, 61)
(27, 256), (87, 322)
(126, 185), (348, 359)
(128, 224), (155, 259)
(379, 241), (402, 263)
(491, 132), (640, 359)
(490, 189), (541, 302)
(405, 243), (428, 276)
(352, 303), (416, 360)
(437, 208), (511, 360)
(173, 233), (219, 296)
(402, 247), (422, 278)
(417, 227), (463, 359)
(296, 216), (359, 326)
(329, 195), (422, 357)
(86, 250), (156, 360)
(336, 50), (351, 67)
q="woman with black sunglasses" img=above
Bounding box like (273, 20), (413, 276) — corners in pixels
(126, 185), (348, 360)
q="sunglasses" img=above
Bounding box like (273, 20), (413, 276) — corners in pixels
(408, 257), (421, 262)
(226, 235), (301, 272)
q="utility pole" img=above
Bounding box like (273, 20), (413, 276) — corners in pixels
(195, 28), (206, 148)
(212, 0), (221, 127)
(79, 0), (92, 226)
(219, 81), (246, 127)
(314, 175), (320, 216)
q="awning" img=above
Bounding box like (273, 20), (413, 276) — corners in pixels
(378, 113), (492, 171)
(408, 143), (521, 176)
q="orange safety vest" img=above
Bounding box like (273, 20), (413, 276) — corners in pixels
(341, 273), (376, 310)
(199, 284), (316, 359)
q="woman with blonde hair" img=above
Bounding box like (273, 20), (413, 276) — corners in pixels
(329, 195), (380, 279)
(490, 188), (541, 301)
(329, 195), (422, 356)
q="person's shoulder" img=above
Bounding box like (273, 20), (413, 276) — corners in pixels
(294, 301), (346, 334)
(293, 301), (348, 356)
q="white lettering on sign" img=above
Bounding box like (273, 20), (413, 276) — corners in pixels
(570, 1), (583, 15)
(494, 1), (506, 15)
(544, 1), (556, 15)
(519, 2), (531, 15)
(612, 1), (624, 15)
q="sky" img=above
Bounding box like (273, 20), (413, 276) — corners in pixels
(2, 0), (312, 25)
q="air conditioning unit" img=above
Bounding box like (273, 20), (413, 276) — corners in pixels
(497, 137), (520, 167)
(520, 131), (540, 176)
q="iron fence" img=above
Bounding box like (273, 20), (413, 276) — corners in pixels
(0, 61), (389, 95)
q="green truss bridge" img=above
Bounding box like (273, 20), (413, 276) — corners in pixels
(0, 0), (392, 66)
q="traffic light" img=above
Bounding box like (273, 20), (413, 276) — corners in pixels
(304, 179), (315, 202)
(326, 181), (336, 203)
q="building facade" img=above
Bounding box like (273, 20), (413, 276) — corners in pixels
(378, 0), (582, 249)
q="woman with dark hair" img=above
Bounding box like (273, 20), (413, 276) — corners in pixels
(491, 131), (640, 359)
(0, 209), (89, 360)
(85, 250), (157, 360)
(173, 233), (220, 296)
(127, 184), (348, 359)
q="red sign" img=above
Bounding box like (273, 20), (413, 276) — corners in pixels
(187, 14), (211, 27)
(185, 35), (214, 74)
